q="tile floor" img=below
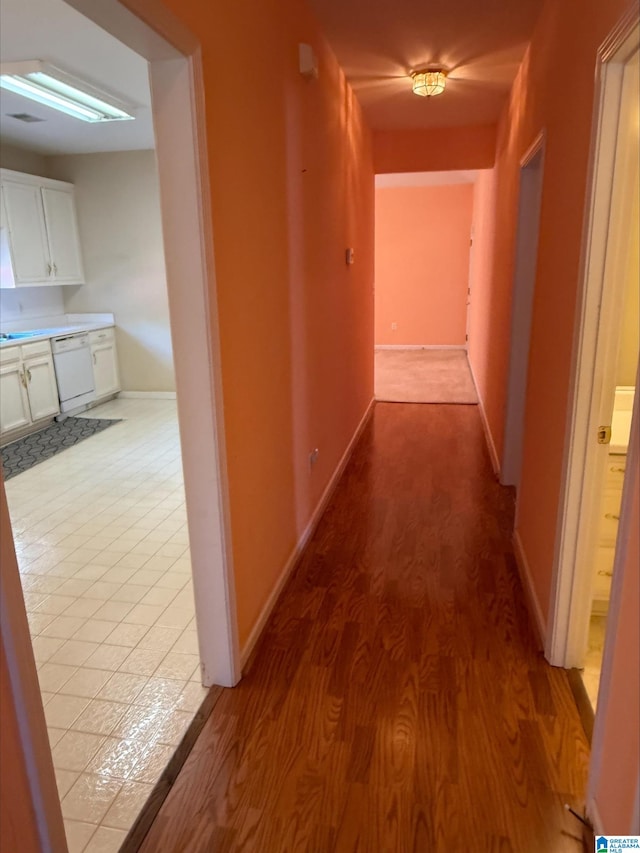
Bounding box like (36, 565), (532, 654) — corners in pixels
(582, 611), (607, 710)
(4, 398), (208, 853)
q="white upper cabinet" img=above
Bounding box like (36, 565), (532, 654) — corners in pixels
(0, 169), (85, 288)
(41, 187), (85, 283)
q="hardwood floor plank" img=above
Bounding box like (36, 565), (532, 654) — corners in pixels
(138, 404), (589, 852)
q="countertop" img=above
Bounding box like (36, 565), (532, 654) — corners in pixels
(0, 313), (115, 348)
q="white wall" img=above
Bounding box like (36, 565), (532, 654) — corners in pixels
(0, 287), (65, 325)
(47, 150), (175, 392)
(0, 143), (49, 177)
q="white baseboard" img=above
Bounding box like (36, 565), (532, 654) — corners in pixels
(118, 391), (177, 400)
(513, 530), (547, 649)
(586, 798), (603, 834)
(374, 344), (467, 351)
(467, 361), (500, 477)
(240, 397), (375, 668)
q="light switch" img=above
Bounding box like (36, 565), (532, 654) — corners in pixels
(345, 248), (355, 265)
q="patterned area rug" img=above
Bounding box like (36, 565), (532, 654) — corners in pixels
(1, 417), (122, 480)
(375, 349), (479, 404)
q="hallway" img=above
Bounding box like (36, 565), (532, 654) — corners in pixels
(138, 403), (590, 852)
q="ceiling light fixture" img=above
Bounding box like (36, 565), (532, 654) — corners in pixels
(0, 61), (135, 123)
(411, 69), (447, 97)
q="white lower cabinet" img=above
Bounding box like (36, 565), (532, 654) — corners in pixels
(592, 454), (626, 611)
(0, 341), (60, 439)
(90, 328), (120, 400)
(0, 358), (31, 433)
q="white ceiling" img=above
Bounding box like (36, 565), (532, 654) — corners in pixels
(307, 0), (543, 130)
(0, 0), (154, 155)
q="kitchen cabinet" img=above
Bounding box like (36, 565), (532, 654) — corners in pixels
(0, 341), (60, 439)
(90, 328), (120, 400)
(592, 454), (626, 611)
(0, 169), (85, 288)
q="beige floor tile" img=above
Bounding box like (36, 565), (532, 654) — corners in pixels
(137, 625), (182, 651)
(47, 727), (66, 748)
(55, 767), (79, 800)
(97, 672), (148, 704)
(139, 586), (178, 608)
(171, 629), (199, 655)
(85, 825), (127, 852)
(26, 611), (56, 635)
(104, 622), (149, 648)
(102, 780), (153, 830)
(52, 731), (105, 772)
(155, 652), (199, 681)
(82, 581), (123, 601)
(71, 621), (120, 644)
(154, 709), (194, 746)
(134, 677), (185, 709)
(119, 647), (166, 677)
(83, 645), (131, 672)
(50, 640), (100, 667)
(155, 607), (193, 630)
(72, 699), (129, 737)
(60, 668), (113, 699)
(44, 695), (91, 729)
(37, 662), (78, 693)
(37, 594), (78, 616)
(63, 598), (105, 619)
(62, 773), (122, 823)
(64, 819), (96, 853)
(85, 736), (149, 781)
(176, 681), (209, 712)
(32, 635), (66, 663)
(129, 742), (173, 783)
(111, 704), (168, 741)
(123, 603), (165, 626)
(40, 615), (88, 640)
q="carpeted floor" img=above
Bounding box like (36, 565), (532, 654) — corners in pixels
(1, 416), (121, 479)
(375, 348), (479, 404)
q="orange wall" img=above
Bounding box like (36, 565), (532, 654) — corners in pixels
(154, 0), (374, 646)
(467, 0), (633, 616)
(375, 184), (473, 345)
(373, 125), (497, 173)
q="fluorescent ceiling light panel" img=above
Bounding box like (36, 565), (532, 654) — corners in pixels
(0, 61), (135, 123)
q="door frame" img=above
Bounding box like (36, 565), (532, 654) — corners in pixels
(501, 131), (545, 490)
(1, 1), (240, 844)
(545, 14), (639, 668)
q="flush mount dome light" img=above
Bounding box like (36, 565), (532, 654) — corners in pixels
(411, 68), (447, 97)
(0, 61), (135, 122)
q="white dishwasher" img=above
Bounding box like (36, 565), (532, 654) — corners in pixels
(52, 333), (96, 414)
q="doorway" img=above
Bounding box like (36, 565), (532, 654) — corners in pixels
(545, 22), (639, 701)
(1, 1), (240, 848)
(501, 135), (545, 489)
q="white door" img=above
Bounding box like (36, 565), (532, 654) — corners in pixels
(24, 356), (60, 422)
(92, 343), (120, 398)
(0, 362), (31, 434)
(2, 182), (50, 284)
(41, 188), (84, 284)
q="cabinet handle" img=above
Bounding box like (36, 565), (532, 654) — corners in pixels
(604, 513), (620, 521)
(53, 263), (58, 275)
(609, 466), (626, 474)
(20, 371), (27, 388)
(597, 570), (613, 577)
(47, 262), (52, 276)
(93, 353), (97, 365)
(26, 368), (32, 383)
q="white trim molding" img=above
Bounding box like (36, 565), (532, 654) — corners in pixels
(117, 391), (177, 399)
(467, 360), (501, 477)
(512, 530), (547, 648)
(241, 398), (375, 668)
(374, 344), (467, 351)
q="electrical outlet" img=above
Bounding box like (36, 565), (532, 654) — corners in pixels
(309, 448), (319, 470)
(391, 322), (397, 330)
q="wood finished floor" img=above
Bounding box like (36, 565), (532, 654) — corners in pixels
(139, 404), (590, 853)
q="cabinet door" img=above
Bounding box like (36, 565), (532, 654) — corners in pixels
(92, 343), (120, 398)
(41, 188), (85, 284)
(0, 362), (31, 433)
(2, 181), (51, 284)
(24, 355), (60, 421)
